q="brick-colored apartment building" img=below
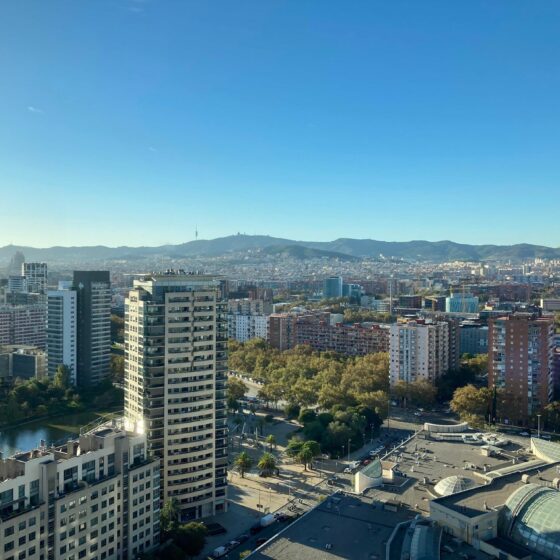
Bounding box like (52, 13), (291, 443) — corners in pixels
(488, 313), (554, 424)
(268, 311), (389, 356)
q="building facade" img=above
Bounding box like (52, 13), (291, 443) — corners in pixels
(47, 285), (77, 383)
(488, 314), (554, 423)
(389, 320), (449, 386)
(323, 277), (343, 299)
(267, 311), (390, 356)
(228, 314), (268, 342)
(0, 421), (160, 560)
(227, 298), (272, 316)
(460, 322), (488, 355)
(22, 263), (48, 295)
(124, 273), (228, 521)
(0, 305), (46, 349)
(74, 271), (111, 388)
(445, 294), (479, 314)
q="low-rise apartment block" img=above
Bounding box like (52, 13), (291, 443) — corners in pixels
(0, 421), (160, 560)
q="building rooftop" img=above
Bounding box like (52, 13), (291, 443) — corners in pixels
(432, 463), (560, 518)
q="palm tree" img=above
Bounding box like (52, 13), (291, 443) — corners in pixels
(266, 434), (276, 451)
(297, 447), (314, 471)
(257, 452), (277, 477)
(234, 452), (253, 478)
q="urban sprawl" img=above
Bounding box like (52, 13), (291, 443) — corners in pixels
(1, 248), (560, 560)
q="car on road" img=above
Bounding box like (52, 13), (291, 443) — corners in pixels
(237, 534), (249, 543)
(520, 431), (530, 437)
(204, 522), (227, 536)
(343, 467), (353, 474)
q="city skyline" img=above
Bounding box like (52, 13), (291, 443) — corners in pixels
(1, 1), (560, 247)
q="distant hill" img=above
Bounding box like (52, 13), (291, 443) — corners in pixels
(1, 234), (559, 264)
(260, 244), (359, 261)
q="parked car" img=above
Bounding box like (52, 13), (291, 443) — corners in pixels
(226, 540), (240, 550)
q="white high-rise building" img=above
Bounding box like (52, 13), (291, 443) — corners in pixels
(47, 283), (77, 383)
(124, 272), (228, 521)
(0, 421), (160, 560)
(389, 320), (449, 386)
(227, 314), (268, 342)
(22, 263), (48, 295)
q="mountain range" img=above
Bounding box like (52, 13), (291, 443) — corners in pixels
(1, 235), (559, 263)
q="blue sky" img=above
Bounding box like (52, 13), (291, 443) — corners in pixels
(1, 0), (559, 248)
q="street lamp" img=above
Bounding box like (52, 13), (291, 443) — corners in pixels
(537, 414), (541, 439)
(347, 439), (351, 463)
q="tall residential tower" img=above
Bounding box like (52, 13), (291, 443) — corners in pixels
(124, 272), (228, 520)
(488, 313), (554, 424)
(47, 282), (77, 382)
(73, 271), (111, 387)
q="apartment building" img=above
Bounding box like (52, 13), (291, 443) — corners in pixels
(227, 298), (271, 342)
(267, 311), (389, 356)
(389, 320), (449, 386)
(268, 313), (297, 351)
(0, 305), (46, 349)
(22, 263), (48, 295)
(124, 272), (228, 521)
(74, 272), (111, 388)
(0, 421), (160, 560)
(47, 284), (77, 382)
(488, 314), (554, 423)
(460, 322), (488, 355)
(228, 314), (268, 342)
(227, 298), (272, 316)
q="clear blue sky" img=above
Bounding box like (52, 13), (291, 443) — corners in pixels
(1, 0), (559, 248)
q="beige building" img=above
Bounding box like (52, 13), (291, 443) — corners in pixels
(124, 272), (228, 521)
(0, 421), (160, 560)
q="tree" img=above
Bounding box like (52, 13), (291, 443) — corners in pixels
(53, 365), (71, 390)
(174, 522), (207, 558)
(257, 452), (277, 476)
(234, 452), (253, 478)
(408, 380), (437, 408)
(302, 440), (321, 458)
(285, 437), (305, 458)
(239, 551), (252, 559)
(284, 403), (300, 420)
(110, 313), (125, 343)
(160, 498), (180, 534)
(297, 446), (314, 471)
(110, 355), (124, 384)
(298, 408), (317, 424)
(227, 377), (248, 409)
(451, 385), (493, 424)
(266, 434), (276, 450)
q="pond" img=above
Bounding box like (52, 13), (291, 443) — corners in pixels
(0, 410), (117, 457)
